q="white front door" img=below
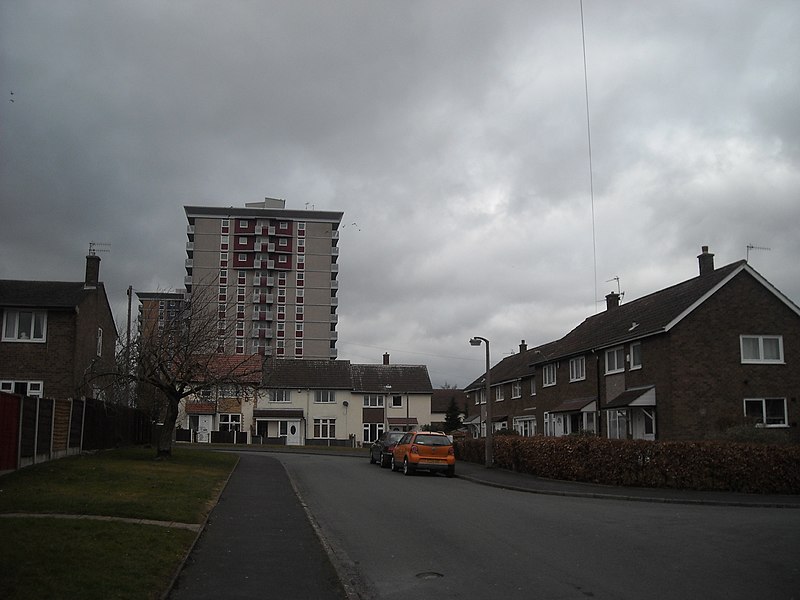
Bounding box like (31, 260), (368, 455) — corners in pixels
(196, 415), (213, 443)
(286, 419), (302, 445)
(632, 408), (656, 441)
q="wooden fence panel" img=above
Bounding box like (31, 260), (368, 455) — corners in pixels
(0, 393), (20, 470)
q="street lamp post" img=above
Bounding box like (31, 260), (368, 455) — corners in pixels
(469, 336), (493, 467)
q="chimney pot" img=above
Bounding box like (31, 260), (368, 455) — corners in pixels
(519, 340), (527, 353)
(85, 255), (101, 289)
(606, 292), (620, 310)
(383, 352), (390, 365)
(698, 245), (715, 276)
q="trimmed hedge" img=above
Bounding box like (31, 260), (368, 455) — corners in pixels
(455, 436), (800, 494)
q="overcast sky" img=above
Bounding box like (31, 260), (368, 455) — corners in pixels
(2, 1), (798, 387)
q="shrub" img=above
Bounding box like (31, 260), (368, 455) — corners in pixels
(454, 436), (800, 494)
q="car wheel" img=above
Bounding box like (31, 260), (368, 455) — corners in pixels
(446, 465), (455, 478)
(403, 457), (415, 476)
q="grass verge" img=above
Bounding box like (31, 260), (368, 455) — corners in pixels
(0, 446), (237, 599)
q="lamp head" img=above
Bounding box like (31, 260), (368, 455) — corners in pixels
(469, 338), (482, 346)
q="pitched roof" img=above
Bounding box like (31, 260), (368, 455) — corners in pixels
(264, 358), (354, 389)
(350, 364), (432, 393)
(464, 259), (798, 391)
(0, 280), (92, 309)
(551, 260), (748, 359)
(207, 354), (264, 383)
(262, 358), (433, 393)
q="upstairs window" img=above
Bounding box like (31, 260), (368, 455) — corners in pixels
(270, 389), (291, 403)
(511, 380), (522, 399)
(363, 394), (384, 408)
(569, 356), (586, 382)
(495, 386), (504, 402)
(3, 310), (47, 342)
(740, 335), (784, 364)
(315, 390), (335, 403)
(630, 342), (643, 369)
(542, 363), (556, 387)
(605, 347), (625, 374)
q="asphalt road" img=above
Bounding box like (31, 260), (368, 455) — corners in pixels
(273, 452), (800, 600)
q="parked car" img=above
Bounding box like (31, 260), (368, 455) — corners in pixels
(370, 430), (406, 468)
(391, 431), (455, 477)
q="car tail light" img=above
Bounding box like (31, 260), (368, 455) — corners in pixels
(411, 445), (419, 454)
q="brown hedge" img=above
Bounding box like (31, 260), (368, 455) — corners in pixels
(454, 436), (800, 494)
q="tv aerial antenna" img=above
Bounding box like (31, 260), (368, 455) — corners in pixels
(746, 244), (770, 262)
(88, 241), (111, 256)
(606, 276), (624, 300)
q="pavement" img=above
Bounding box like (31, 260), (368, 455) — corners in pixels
(163, 447), (800, 600)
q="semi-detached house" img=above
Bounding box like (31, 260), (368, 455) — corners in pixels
(178, 355), (433, 446)
(465, 247), (800, 442)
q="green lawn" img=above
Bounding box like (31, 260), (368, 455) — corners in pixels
(0, 447), (237, 600)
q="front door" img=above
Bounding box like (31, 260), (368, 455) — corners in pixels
(285, 419), (302, 445)
(632, 408), (656, 441)
(196, 415), (213, 443)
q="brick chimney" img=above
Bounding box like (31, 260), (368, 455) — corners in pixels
(85, 255), (101, 289)
(606, 292), (620, 310)
(519, 340), (527, 353)
(697, 245), (715, 276)
(383, 352), (390, 365)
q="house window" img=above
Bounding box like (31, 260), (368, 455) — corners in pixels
(607, 409), (627, 439)
(495, 387), (504, 401)
(569, 356), (586, 382)
(392, 395), (403, 408)
(513, 416), (536, 437)
(363, 422), (385, 443)
(605, 347), (625, 374)
(314, 418), (335, 439)
(219, 413), (241, 432)
(3, 309), (47, 342)
(740, 335), (784, 364)
(363, 394), (384, 408)
(270, 389), (291, 403)
(542, 364), (556, 387)
(530, 377), (536, 396)
(1, 380), (44, 398)
(315, 390), (336, 403)
(511, 380), (522, 399)
(96, 328), (103, 357)
(630, 342), (642, 369)
(744, 398), (788, 427)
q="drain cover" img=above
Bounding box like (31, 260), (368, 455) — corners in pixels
(415, 572), (444, 580)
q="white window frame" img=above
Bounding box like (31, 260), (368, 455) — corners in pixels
(542, 363), (557, 387)
(630, 342), (642, 370)
(315, 390), (336, 403)
(363, 394), (385, 408)
(605, 347), (625, 374)
(2, 309), (47, 342)
(744, 397), (788, 427)
(511, 380), (522, 399)
(495, 386), (504, 402)
(569, 356), (586, 382)
(1, 380), (44, 398)
(513, 416), (537, 437)
(740, 335), (784, 364)
(363, 422), (385, 443)
(530, 377), (536, 396)
(391, 395), (403, 408)
(219, 413), (241, 432)
(270, 389), (291, 403)
(314, 418), (336, 439)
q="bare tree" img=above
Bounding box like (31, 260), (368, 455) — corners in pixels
(112, 283), (263, 458)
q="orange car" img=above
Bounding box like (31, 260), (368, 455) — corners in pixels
(391, 431), (455, 477)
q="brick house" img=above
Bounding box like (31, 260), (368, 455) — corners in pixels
(0, 255), (118, 400)
(465, 247), (800, 441)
